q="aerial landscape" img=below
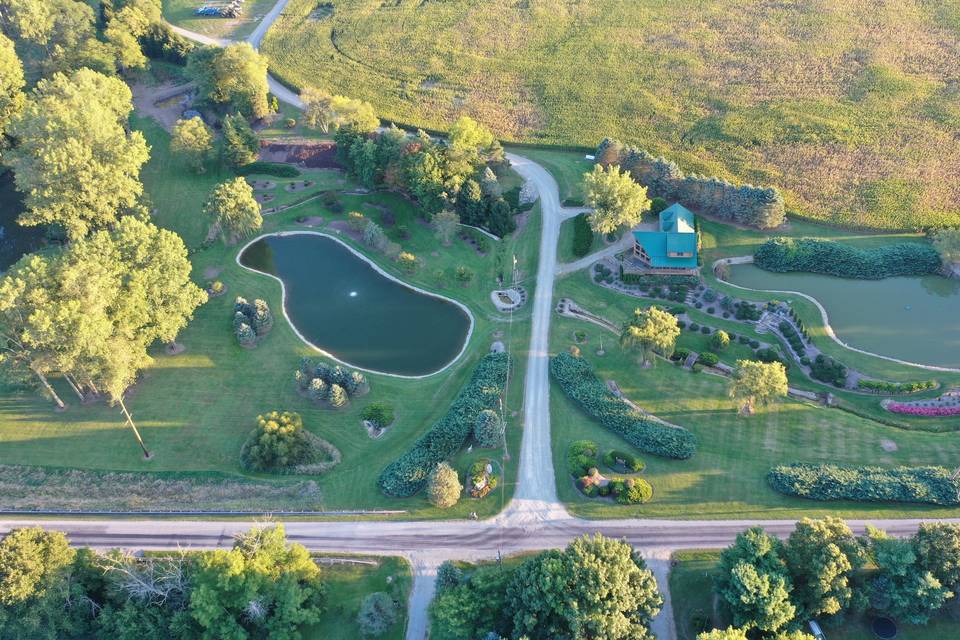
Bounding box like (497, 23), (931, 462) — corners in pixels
(0, 0), (959, 638)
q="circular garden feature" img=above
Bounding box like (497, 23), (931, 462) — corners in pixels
(872, 616), (897, 639)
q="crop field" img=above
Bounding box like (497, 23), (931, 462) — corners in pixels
(261, 0), (960, 230)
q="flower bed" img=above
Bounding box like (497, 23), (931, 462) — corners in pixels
(886, 403), (960, 417)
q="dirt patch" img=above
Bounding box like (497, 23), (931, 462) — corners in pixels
(165, 342), (186, 356)
(131, 81), (196, 132)
(299, 216), (325, 227)
(259, 140), (341, 168)
(881, 439), (898, 452)
(203, 266), (223, 280)
(327, 220), (363, 242)
(255, 193), (276, 204)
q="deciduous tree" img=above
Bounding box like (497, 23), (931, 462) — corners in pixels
(729, 360), (788, 414)
(0, 32), (24, 142)
(205, 177), (263, 244)
(620, 306), (679, 367)
(433, 210), (460, 245)
(188, 43), (269, 119)
(933, 228), (960, 268)
(506, 534), (662, 640)
(222, 112), (259, 167)
(171, 116), (213, 173)
(6, 68), (150, 240)
(301, 87), (378, 133)
(785, 517), (865, 619)
(583, 164), (650, 234)
(427, 462), (462, 508)
(716, 527), (795, 634)
(914, 522), (960, 591)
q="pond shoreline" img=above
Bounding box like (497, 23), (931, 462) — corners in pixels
(714, 256), (960, 373)
(236, 230), (476, 379)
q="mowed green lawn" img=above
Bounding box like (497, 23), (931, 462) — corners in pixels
(549, 290), (960, 519)
(0, 116), (539, 517)
(261, 0), (960, 229)
(670, 550), (960, 640)
(304, 556), (411, 640)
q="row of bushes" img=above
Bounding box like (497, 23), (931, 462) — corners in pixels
(768, 463), (960, 506)
(550, 352), (696, 459)
(778, 320), (806, 357)
(754, 237), (942, 279)
(234, 161), (302, 178)
(572, 213), (593, 257)
(378, 353), (510, 497)
(596, 138), (786, 229)
(858, 379), (937, 394)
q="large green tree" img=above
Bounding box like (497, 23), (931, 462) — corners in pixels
(583, 164), (651, 234)
(6, 68), (149, 240)
(729, 359), (788, 414)
(430, 563), (513, 640)
(205, 177), (263, 244)
(716, 527), (795, 634)
(189, 524), (326, 639)
(0, 527), (87, 640)
(171, 116), (213, 173)
(103, 0), (160, 72)
(784, 517), (865, 619)
(867, 526), (952, 625)
(0, 0), (110, 76)
(933, 228), (960, 268)
(0, 32), (24, 143)
(301, 88), (378, 133)
(506, 534), (662, 640)
(620, 306), (680, 367)
(188, 43), (270, 119)
(914, 522), (960, 591)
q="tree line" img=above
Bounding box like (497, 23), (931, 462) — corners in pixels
(702, 519), (960, 639)
(0, 524), (336, 640)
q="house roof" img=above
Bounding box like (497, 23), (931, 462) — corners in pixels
(632, 203), (698, 269)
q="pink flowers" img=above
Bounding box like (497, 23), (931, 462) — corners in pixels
(887, 403), (960, 417)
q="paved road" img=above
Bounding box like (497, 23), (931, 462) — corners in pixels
(35, 5), (957, 638)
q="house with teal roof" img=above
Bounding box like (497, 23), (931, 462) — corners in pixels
(627, 203), (699, 274)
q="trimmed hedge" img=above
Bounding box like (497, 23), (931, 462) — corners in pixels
(768, 463), (960, 506)
(755, 237), (941, 280)
(234, 161), (302, 178)
(567, 440), (599, 477)
(603, 449), (645, 472)
(857, 379), (937, 394)
(571, 213), (593, 257)
(378, 353), (510, 497)
(550, 352), (696, 459)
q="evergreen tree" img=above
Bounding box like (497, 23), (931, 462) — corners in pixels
(222, 112), (259, 167)
(328, 383), (348, 408)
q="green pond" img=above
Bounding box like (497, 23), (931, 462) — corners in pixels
(729, 264), (960, 368)
(239, 233), (472, 376)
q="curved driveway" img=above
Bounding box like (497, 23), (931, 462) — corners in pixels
(10, 5), (957, 639)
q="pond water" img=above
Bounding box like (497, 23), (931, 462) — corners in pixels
(728, 264), (960, 368)
(0, 171), (46, 272)
(239, 233), (472, 376)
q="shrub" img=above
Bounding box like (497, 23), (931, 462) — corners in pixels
(357, 592), (397, 637)
(378, 353), (509, 496)
(436, 561), (463, 590)
(711, 330), (730, 351)
(700, 325), (711, 334)
(427, 462), (463, 508)
(454, 265), (475, 285)
(328, 384), (349, 409)
(398, 251), (418, 273)
(755, 237), (941, 279)
(768, 463), (960, 506)
(567, 440), (599, 477)
(614, 477), (653, 504)
(603, 449), (645, 472)
(689, 323), (700, 331)
(234, 161), (301, 178)
(672, 347), (691, 362)
(749, 340), (760, 349)
(240, 411), (314, 472)
(697, 352), (719, 367)
(361, 402), (395, 428)
(677, 320), (686, 329)
(810, 354), (847, 387)
(572, 213), (593, 257)
(298, 358), (368, 405)
(474, 409), (504, 448)
(550, 352), (696, 459)
(858, 379), (937, 394)
(285, 118), (297, 128)
(702, 289), (717, 303)
(734, 301), (762, 321)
